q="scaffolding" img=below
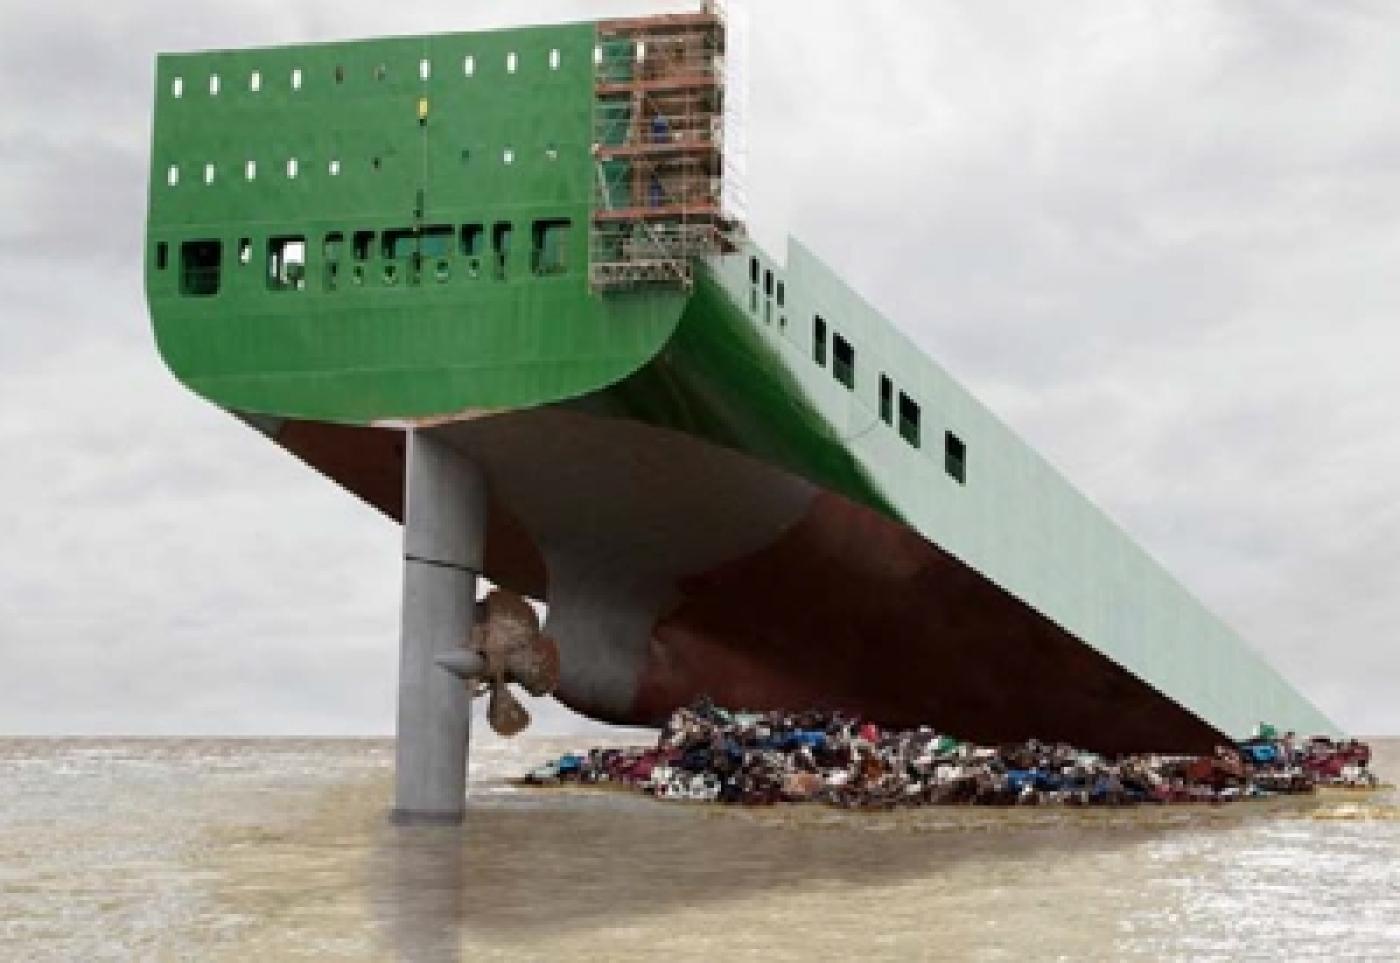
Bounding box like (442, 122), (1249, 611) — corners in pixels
(590, 4), (742, 293)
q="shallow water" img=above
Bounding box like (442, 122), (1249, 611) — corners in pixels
(0, 735), (1395, 961)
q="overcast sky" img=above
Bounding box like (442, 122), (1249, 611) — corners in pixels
(2, 1), (1397, 736)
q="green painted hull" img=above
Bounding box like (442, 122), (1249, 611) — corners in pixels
(142, 19), (1341, 745)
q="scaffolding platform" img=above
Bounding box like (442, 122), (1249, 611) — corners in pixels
(590, 5), (740, 293)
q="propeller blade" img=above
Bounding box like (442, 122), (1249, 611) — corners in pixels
(487, 679), (531, 737)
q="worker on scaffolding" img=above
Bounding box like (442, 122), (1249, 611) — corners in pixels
(650, 110), (671, 144)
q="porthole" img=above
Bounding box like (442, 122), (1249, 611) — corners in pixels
(506, 52), (518, 74)
(209, 74), (220, 96)
(464, 55), (476, 77)
(171, 77), (184, 98)
(167, 165), (180, 187)
(286, 157), (299, 179)
(249, 70), (261, 92)
(291, 68), (303, 90)
(245, 159), (257, 181)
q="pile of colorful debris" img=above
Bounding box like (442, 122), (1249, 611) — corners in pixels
(522, 700), (1378, 809)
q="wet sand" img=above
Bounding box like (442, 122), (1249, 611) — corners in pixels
(1, 735), (1396, 960)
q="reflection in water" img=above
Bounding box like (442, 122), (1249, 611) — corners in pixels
(0, 736), (1396, 961)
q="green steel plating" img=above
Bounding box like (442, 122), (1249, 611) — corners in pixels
(143, 19), (1340, 741)
(145, 24), (686, 422)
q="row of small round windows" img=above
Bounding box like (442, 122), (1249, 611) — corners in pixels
(164, 145), (560, 187)
(170, 48), (571, 98)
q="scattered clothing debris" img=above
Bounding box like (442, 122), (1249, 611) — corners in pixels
(521, 700), (1379, 809)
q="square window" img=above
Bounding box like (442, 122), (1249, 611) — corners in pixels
(813, 316), (828, 367)
(179, 240), (222, 297)
(531, 218), (571, 275)
(382, 229), (416, 260)
(353, 230), (376, 261)
(421, 225), (453, 259)
(267, 236), (307, 291)
(945, 432), (967, 484)
(898, 393), (921, 449)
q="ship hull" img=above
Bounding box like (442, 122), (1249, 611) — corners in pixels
(263, 404), (1223, 755)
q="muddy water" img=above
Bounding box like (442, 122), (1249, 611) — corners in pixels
(1, 736), (1396, 961)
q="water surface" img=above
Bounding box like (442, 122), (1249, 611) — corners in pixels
(1, 735), (1396, 960)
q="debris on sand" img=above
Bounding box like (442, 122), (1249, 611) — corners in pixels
(522, 700), (1378, 809)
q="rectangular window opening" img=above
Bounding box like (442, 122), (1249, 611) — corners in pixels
(898, 393), (921, 449)
(382, 229), (416, 260)
(833, 333), (855, 390)
(154, 242), (169, 271)
(353, 230), (376, 261)
(179, 239), (221, 297)
(945, 432), (968, 484)
(237, 238), (252, 266)
(421, 225), (453, 260)
(267, 236), (307, 291)
(531, 218), (571, 275)
(813, 316), (828, 367)
(879, 375), (893, 425)
(323, 232), (344, 289)
(776, 281), (785, 308)
(764, 269), (773, 298)
(491, 222), (512, 279)
(750, 256), (759, 285)
(460, 224), (485, 277)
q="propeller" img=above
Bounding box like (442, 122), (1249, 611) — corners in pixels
(436, 589), (560, 737)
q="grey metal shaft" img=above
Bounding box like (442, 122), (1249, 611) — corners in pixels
(391, 431), (486, 825)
